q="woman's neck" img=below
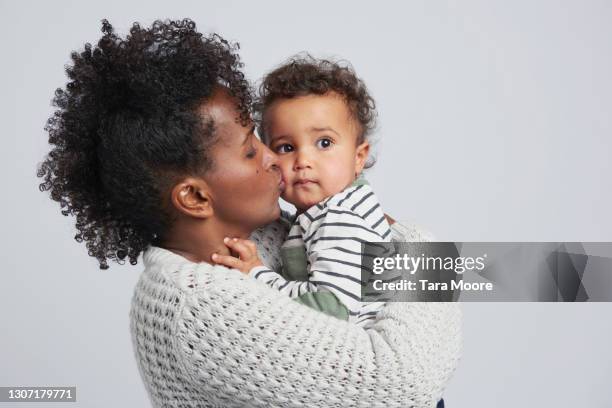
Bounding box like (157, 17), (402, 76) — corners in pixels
(160, 218), (250, 264)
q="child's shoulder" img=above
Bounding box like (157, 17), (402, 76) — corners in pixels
(325, 182), (377, 211)
(279, 209), (296, 226)
(297, 182), (381, 226)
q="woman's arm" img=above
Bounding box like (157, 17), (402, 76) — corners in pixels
(176, 264), (461, 408)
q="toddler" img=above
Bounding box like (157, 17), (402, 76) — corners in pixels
(213, 56), (392, 327)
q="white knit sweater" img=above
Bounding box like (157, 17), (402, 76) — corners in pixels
(130, 220), (462, 408)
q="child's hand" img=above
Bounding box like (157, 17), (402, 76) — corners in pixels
(211, 237), (264, 274)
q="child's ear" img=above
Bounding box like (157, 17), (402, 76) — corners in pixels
(354, 141), (370, 175)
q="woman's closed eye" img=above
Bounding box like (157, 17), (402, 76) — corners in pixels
(246, 145), (257, 158)
(316, 137), (334, 149)
(275, 143), (294, 154)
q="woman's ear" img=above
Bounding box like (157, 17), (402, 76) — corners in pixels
(170, 178), (214, 219)
(354, 141), (370, 175)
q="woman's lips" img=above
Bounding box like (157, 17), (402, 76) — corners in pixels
(278, 176), (286, 192)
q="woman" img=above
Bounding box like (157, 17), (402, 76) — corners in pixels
(38, 19), (461, 407)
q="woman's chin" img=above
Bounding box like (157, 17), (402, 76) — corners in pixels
(271, 204), (281, 220)
(258, 202), (281, 225)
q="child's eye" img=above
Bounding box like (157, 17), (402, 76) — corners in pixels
(316, 138), (333, 149)
(275, 143), (294, 154)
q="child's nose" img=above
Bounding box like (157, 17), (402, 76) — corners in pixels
(294, 150), (312, 170)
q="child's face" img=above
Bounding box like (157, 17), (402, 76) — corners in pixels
(264, 92), (369, 211)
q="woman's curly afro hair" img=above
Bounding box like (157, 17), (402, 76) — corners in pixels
(257, 54), (377, 145)
(37, 19), (252, 269)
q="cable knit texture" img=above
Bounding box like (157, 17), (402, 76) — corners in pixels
(130, 220), (462, 407)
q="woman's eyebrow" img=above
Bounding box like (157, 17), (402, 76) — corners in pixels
(309, 126), (340, 136)
(242, 126), (256, 145)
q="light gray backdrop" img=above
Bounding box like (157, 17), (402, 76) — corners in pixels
(1, 1), (611, 407)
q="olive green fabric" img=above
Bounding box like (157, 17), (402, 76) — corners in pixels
(280, 246), (309, 281)
(280, 245), (350, 320)
(295, 292), (350, 320)
(351, 175), (369, 186)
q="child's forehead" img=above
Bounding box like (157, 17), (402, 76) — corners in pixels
(264, 92), (358, 129)
(268, 92), (347, 110)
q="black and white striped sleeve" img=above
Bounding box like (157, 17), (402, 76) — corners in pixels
(303, 205), (391, 317)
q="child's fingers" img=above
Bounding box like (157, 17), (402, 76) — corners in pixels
(245, 240), (258, 252)
(211, 253), (243, 270)
(232, 237), (257, 251)
(237, 238), (258, 255)
(224, 237), (255, 260)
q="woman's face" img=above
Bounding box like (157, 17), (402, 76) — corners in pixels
(201, 87), (284, 234)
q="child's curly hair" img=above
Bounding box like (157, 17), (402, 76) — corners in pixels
(37, 19), (252, 269)
(256, 54), (377, 145)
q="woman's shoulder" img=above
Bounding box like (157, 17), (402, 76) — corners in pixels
(249, 214), (292, 270)
(138, 246), (244, 294)
(390, 221), (437, 243)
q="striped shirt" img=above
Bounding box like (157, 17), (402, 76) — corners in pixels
(249, 182), (392, 327)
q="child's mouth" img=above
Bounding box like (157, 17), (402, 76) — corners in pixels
(294, 178), (317, 187)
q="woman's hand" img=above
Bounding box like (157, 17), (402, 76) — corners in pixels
(212, 237), (264, 274)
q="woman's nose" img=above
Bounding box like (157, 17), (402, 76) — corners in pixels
(261, 143), (279, 171)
